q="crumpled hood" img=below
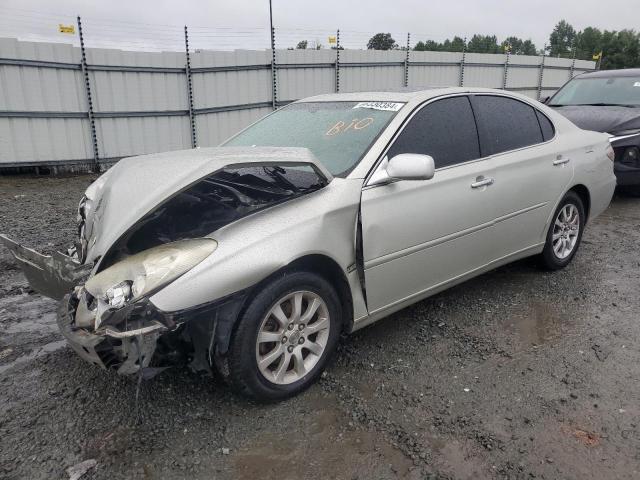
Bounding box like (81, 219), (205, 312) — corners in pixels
(83, 146), (331, 264)
(552, 105), (640, 134)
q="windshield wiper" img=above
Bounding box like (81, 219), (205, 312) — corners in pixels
(574, 103), (637, 108)
(262, 166), (299, 192)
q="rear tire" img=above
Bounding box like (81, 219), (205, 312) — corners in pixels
(228, 271), (342, 402)
(539, 191), (585, 270)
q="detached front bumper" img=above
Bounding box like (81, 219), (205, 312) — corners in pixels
(0, 234), (91, 300)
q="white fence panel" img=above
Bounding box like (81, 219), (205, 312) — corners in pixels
(0, 37), (596, 168)
(409, 51), (462, 88)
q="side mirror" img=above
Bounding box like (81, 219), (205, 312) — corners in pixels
(540, 96), (550, 105)
(368, 154), (435, 186)
(387, 154), (435, 181)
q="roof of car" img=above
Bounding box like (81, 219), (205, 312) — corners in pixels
(578, 68), (640, 78)
(298, 87), (517, 103)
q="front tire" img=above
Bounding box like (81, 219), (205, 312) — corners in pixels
(228, 271), (342, 402)
(539, 191), (585, 270)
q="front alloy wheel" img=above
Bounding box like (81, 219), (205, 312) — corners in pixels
(256, 291), (330, 385)
(227, 271), (341, 401)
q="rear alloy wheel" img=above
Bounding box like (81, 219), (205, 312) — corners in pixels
(228, 271), (341, 401)
(540, 191), (585, 270)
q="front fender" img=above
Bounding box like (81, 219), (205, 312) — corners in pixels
(149, 178), (364, 312)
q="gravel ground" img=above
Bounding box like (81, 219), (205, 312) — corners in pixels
(1, 174), (639, 480)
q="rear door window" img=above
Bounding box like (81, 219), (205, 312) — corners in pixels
(472, 95), (544, 155)
(387, 96), (480, 169)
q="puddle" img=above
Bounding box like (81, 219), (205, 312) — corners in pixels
(499, 301), (575, 349)
(0, 340), (67, 375)
(231, 393), (414, 479)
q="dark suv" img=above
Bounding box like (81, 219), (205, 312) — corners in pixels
(545, 68), (640, 195)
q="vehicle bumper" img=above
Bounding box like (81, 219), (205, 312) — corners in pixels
(614, 162), (640, 186)
(0, 234), (90, 300)
(612, 139), (640, 187)
(57, 292), (165, 375)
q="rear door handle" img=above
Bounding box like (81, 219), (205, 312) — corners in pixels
(471, 177), (494, 189)
(553, 157), (570, 166)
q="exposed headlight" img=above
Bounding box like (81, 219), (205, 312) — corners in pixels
(105, 281), (133, 309)
(621, 146), (639, 166)
(85, 238), (218, 311)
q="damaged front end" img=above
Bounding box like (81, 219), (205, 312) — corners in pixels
(2, 152), (331, 377)
(58, 238), (218, 374)
(57, 280), (247, 376)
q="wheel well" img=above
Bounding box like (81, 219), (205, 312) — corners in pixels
(210, 254), (354, 372)
(281, 255), (354, 333)
(569, 184), (591, 220)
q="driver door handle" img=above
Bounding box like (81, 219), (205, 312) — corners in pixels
(553, 157), (571, 166)
(471, 177), (494, 189)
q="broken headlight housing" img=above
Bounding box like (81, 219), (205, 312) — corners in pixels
(85, 238), (218, 314)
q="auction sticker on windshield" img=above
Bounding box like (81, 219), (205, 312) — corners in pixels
(353, 102), (404, 112)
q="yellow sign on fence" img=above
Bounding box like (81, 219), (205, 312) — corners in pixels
(58, 24), (75, 34)
(328, 35), (337, 45)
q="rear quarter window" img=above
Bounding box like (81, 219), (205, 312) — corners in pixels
(535, 110), (555, 141)
(472, 95), (544, 155)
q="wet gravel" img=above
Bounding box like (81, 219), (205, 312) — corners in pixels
(1, 174), (640, 479)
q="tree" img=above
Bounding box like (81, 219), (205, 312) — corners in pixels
(548, 20), (576, 57)
(367, 33), (397, 50)
(466, 34), (500, 53)
(575, 27), (602, 59)
(296, 40), (308, 50)
(598, 29), (640, 69)
(521, 40), (537, 55)
(501, 36), (538, 55)
(413, 36), (464, 52)
(413, 40), (442, 51)
(444, 36), (465, 52)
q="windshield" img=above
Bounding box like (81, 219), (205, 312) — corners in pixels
(550, 75), (640, 107)
(223, 101), (403, 176)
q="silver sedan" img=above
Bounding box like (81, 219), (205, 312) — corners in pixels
(1, 87), (616, 401)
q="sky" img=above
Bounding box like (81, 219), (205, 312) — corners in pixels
(0, 0), (638, 51)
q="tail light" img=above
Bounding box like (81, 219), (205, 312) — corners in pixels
(605, 144), (615, 162)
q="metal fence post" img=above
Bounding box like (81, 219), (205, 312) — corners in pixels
(459, 37), (467, 87)
(184, 26), (197, 148)
(537, 44), (546, 100)
(335, 29), (340, 92)
(502, 47), (510, 90)
(404, 33), (410, 87)
(270, 26), (277, 109)
(569, 44), (576, 79)
(77, 16), (100, 172)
